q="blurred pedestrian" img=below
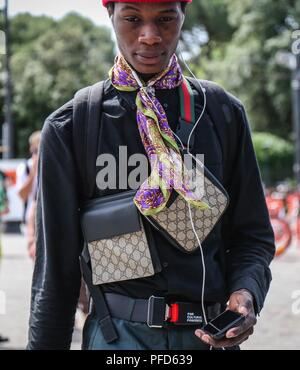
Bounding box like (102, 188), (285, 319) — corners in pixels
(0, 169), (9, 259)
(16, 131), (41, 260)
(0, 169), (9, 344)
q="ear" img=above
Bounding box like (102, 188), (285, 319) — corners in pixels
(179, 5), (186, 27)
(181, 12), (186, 26)
(179, 12), (185, 30)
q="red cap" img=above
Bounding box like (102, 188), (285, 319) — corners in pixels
(102, 0), (192, 7)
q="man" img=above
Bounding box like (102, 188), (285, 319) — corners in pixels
(28, 0), (275, 350)
(16, 131), (41, 260)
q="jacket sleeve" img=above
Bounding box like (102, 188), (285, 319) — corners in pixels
(27, 104), (83, 350)
(223, 99), (275, 314)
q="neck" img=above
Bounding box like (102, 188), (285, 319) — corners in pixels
(140, 73), (157, 83)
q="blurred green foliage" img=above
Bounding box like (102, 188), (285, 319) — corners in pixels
(182, 0), (300, 184)
(0, 2), (298, 186)
(183, 0), (300, 139)
(252, 132), (294, 186)
(0, 12), (114, 156)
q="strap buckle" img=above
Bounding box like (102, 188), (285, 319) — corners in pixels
(147, 296), (169, 328)
(147, 297), (205, 328)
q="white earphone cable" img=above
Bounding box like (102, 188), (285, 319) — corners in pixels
(130, 50), (210, 331)
(178, 46), (226, 351)
(178, 44), (208, 327)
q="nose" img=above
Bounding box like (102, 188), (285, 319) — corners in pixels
(138, 23), (162, 46)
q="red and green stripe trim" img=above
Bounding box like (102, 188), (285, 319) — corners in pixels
(179, 77), (195, 124)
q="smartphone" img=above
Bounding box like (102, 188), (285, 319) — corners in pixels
(202, 310), (245, 340)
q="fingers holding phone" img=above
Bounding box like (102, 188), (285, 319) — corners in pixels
(226, 289), (257, 339)
(195, 289), (257, 349)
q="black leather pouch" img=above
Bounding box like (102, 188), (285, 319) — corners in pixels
(80, 190), (161, 285)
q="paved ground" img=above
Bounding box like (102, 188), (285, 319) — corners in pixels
(0, 234), (81, 350)
(0, 233), (299, 350)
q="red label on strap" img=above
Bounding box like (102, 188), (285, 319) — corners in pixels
(169, 304), (179, 323)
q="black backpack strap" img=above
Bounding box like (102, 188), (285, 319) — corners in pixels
(80, 255), (118, 343)
(73, 80), (118, 344)
(73, 81), (105, 200)
(186, 77), (237, 186)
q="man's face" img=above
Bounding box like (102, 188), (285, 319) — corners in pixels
(109, 2), (185, 76)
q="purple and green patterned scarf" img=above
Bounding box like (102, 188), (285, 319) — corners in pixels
(109, 54), (209, 216)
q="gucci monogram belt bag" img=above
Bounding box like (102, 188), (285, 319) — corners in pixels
(80, 190), (162, 285)
(75, 78), (235, 286)
(80, 161), (229, 285)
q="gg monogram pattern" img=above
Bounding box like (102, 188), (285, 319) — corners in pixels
(151, 169), (229, 253)
(88, 222), (155, 285)
(88, 169), (228, 284)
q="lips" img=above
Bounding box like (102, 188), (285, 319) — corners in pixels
(138, 52), (161, 58)
(135, 52), (164, 65)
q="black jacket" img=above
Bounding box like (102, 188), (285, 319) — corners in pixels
(27, 80), (275, 350)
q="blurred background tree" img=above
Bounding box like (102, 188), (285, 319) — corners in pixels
(182, 0), (300, 184)
(252, 132), (294, 186)
(0, 2), (299, 185)
(0, 12), (114, 156)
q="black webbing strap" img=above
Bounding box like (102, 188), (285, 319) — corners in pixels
(73, 81), (118, 343)
(80, 257), (118, 343)
(102, 293), (222, 325)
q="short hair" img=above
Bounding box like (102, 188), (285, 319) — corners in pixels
(29, 131), (41, 146)
(181, 3), (188, 13)
(107, 2), (114, 12)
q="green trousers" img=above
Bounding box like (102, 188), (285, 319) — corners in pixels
(82, 311), (239, 350)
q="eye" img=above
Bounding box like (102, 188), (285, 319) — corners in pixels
(124, 16), (140, 23)
(159, 16), (175, 23)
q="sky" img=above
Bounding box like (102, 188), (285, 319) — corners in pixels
(2, 0), (111, 27)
